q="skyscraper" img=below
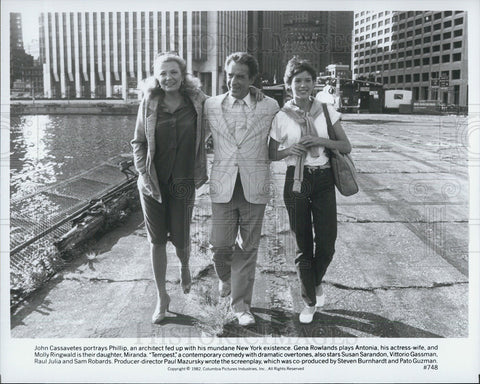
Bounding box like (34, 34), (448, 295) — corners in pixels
(39, 11), (248, 99)
(352, 11), (467, 106)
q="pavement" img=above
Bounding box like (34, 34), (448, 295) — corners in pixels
(11, 113), (469, 338)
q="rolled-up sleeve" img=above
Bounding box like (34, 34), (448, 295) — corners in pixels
(131, 98), (147, 175)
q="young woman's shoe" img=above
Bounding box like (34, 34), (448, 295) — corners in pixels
(299, 305), (316, 324)
(152, 294), (171, 324)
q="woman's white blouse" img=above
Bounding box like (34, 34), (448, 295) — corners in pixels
(270, 104), (341, 167)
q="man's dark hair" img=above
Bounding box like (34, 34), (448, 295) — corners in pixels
(224, 52), (259, 79)
(283, 56), (317, 86)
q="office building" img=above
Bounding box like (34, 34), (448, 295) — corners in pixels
(39, 11), (248, 99)
(352, 11), (468, 106)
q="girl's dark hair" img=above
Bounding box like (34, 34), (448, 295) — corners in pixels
(283, 56), (317, 86)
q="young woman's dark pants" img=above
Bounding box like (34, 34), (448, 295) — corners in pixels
(284, 165), (337, 307)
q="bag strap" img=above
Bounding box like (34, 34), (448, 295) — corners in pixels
(322, 102), (338, 141)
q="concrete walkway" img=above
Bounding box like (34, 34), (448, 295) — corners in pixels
(11, 113), (469, 338)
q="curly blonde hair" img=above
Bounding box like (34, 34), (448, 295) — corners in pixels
(141, 52), (202, 98)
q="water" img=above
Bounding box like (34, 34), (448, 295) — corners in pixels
(10, 114), (136, 200)
(10, 114), (137, 251)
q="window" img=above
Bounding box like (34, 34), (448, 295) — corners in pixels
(407, 30), (413, 37)
(366, 25), (370, 31)
(392, 25), (398, 31)
(452, 69), (461, 79)
(444, 20), (452, 28)
(406, 50), (413, 57)
(408, 11), (414, 17)
(415, 28), (422, 35)
(383, 63), (389, 70)
(377, 38), (383, 44)
(443, 43), (451, 50)
(434, 12), (442, 20)
(391, 62), (397, 69)
(423, 57), (430, 65)
(398, 75), (404, 82)
(454, 29), (463, 37)
(384, 36), (390, 42)
(443, 31), (452, 39)
(372, 32), (377, 37)
(390, 75), (396, 83)
(414, 48), (421, 55)
(424, 36), (431, 43)
(399, 32), (405, 39)
(454, 17), (464, 25)
(399, 42), (405, 48)
(433, 45), (441, 52)
(372, 23), (376, 28)
(366, 34), (370, 39)
(434, 23), (441, 31)
(414, 58), (421, 66)
(355, 21), (359, 26)
(433, 34), (441, 41)
(406, 40), (413, 47)
(453, 53), (461, 61)
(406, 60), (412, 67)
(424, 25), (431, 33)
(379, 20), (384, 27)
(415, 18), (422, 25)
(422, 73), (429, 81)
(453, 41), (462, 49)
(444, 11), (453, 17)
(390, 52), (397, 59)
(406, 74), (412, 82)
(442, 54), (450, 63)
(407, 20), (414, 27)
(360, 27), (365, 32)
(423, 47), (431, 54)
(372, 14), (377, 20)
(355, 29), (359, 34)
(432, 56), (440, 64)
(413, 73), (420, 81)
(383, 76), (389, 84)
(398, 61), (404, 68)
(398, 51), (405, 58)
(384, 28), (390, 33)
(378, 29), (383, 35)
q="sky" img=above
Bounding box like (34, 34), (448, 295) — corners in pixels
(21, 10), (40, 58)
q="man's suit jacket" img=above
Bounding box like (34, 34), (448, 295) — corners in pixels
(203, 93), (279, 204)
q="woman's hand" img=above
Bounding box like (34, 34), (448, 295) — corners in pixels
(249, 86), (265, 101)
(286, 143), (308, 157)
(298, 135), (327, 148)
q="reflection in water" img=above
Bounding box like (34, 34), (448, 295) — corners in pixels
(10, 114), (136, 200)
(10, 114), (137, 247)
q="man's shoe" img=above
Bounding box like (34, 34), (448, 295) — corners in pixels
(315, 284), (325, 308)
(236, 311), (255, 326)
(299, 305), (316, 324)
(218, 279), (231, 297)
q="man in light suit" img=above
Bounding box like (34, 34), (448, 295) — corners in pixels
(203, 52), (279, 326)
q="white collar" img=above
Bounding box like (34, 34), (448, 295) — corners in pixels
(226, 92), (255, 111)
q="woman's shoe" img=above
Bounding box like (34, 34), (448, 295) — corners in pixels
(299, 305), (316, 324)
(152, 294), (171, 324)
(315, 284), (325, 308)
(180, 266), (192, 294)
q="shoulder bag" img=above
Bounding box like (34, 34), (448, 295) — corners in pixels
(322, 103), (359, 196)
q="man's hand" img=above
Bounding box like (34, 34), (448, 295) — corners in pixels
(249, 86), (265, 101)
